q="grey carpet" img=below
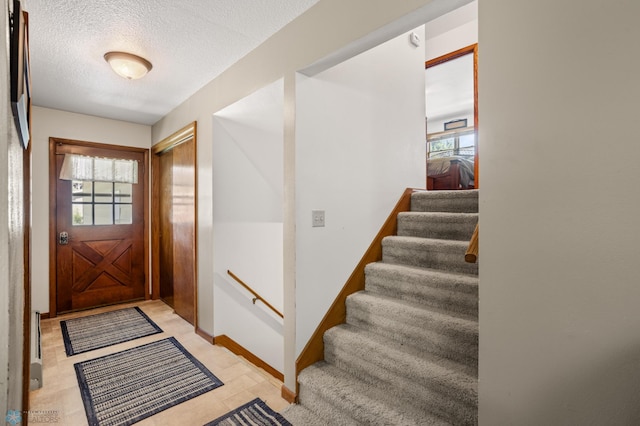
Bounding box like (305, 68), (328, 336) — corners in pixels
(284, 190), (479, 425)
(61, 307), (163, 356)
(75, 337), (223, 426)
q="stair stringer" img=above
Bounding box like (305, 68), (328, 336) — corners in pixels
(284, 190), (479, 425)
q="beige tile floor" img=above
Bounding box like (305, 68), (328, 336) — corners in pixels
(29, 299), (291, 425)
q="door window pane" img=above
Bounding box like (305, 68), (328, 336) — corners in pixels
(94, 181), (113, 203)
(72, 204), (93, 226)
(72, 181), (93, 202)
(71, 180), (134, 226)
(114, 183), (132, 202)
(115, 204), (132, 224)
(94, 205), (113, 225)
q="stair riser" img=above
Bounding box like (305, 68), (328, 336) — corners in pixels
(347, 314), (478, 367)
(397, 214), (477, 241)
(347, 304), (478, 365)
(324, 329), (477, 403)
(299, 373), (427, 426)
(324, 344), (477, 425)
(365, 274), (478, 317)
(383, 241), (478, 275)
(281, 405), (326, 426)
(410, 191), (478, 213)
(297, 385), (361, 426)
(365, 263), (479, 294)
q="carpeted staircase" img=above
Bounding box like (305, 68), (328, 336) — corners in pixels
(283, 190), (479, 425)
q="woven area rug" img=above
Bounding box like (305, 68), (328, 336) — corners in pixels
(61, 307), (162, 356)
(205, 398), (291, 426)
(75, 337), (223, 426)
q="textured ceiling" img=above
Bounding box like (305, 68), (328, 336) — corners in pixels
(21, 0), (321, 125)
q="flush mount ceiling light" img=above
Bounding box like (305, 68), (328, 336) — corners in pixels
(104, 51), (152, 80)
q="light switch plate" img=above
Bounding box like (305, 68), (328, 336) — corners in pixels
(312, 210), (325, 227)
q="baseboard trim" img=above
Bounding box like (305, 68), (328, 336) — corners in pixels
(196, 327), (214, 345)
(40, 312), (50, 320)
(214, 334), (284, 382)
(281, 385), (297, 403)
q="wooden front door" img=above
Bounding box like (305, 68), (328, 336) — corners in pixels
(51, 139), (149, 314)
(152, 123), (197, 326)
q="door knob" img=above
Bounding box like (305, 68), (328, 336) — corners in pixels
(59, 231), (69, 245)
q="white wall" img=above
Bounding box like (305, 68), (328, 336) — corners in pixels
(479, 0), (640, 424)
(152, 0), (472, 390)
(295, 27), (426, 354)
(424, 0), (477, 133)
(152, 0), (476, 389)
(425, 0), (477, 61)
(30, 107), (151, 314)
(212, 80), (285, 372)
(426, 52), (475, 132)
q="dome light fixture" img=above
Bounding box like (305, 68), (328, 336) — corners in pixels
(104, 51), (152, 80)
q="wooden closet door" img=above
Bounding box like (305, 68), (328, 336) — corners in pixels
(171, 141), (196, 324)
(155, 138), (195, 325)
(158, 151), (174, 306)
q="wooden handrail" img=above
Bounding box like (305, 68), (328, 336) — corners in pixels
(226, 270), (284, 318)
(465, 223), (479, 263)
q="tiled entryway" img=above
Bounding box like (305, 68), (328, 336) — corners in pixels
(30, 300), (290, 425)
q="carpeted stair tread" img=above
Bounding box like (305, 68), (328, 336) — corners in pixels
(397, 211), (478, 241)
(382, 235), (478, 275)
(324, 324), (477, 404)
(323, 325), (477, 425)
(298, 362), (450, 426)
(281, 404), (327, 426)
(365, 262), (478, 316)
(346, 291), (478, 364)
(410, 190), (478, 213)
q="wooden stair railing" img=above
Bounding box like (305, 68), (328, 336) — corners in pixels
(294, 188), (416, 388)
(226, 270), (284, 318)
(465, 223), (479, 263)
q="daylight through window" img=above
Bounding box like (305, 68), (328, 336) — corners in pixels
(72, 181), (133, 226)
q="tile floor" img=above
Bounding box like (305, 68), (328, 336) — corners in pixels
(29, 299), (291, 425)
